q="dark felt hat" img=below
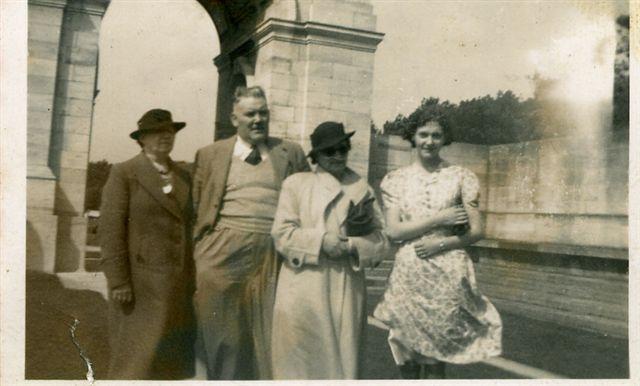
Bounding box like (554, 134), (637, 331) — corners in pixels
(308, 121), (355, 156)
(129, 109), (186, 140)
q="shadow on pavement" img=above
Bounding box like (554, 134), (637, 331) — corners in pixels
(24, 271), (629, 380)
(26, 270), (110, 380)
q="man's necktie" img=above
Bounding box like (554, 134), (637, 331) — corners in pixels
(245, 145), (262, 165)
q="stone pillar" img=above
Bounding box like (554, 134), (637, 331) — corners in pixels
(27, 0), (109, 273)
(52, 0), (109, 272)
(251, 4), (383, 178)
(212, 57), (236, 140)
(213, 47), (256, 140)
(27, 0), (69, 272)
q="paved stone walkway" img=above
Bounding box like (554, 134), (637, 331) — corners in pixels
(25, 270), (629, 380)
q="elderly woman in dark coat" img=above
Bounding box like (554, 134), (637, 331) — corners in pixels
(100, 109), (195, 380)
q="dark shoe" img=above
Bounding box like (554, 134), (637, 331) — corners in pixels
(421, 362), (446, 379)
(398, 361), (420, 379)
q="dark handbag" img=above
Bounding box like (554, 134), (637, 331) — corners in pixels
(345, 195), (376, 237)
(453, 194), (470, 236)
(453, 223), (470, 236)
(451, 206), (479, 263)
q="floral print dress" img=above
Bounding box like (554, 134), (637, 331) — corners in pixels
(373, 162), (502, 364)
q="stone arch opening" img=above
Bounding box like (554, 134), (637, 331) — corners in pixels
(89, 0), (220, 163)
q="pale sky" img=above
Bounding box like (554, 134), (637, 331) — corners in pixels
(89, 0), (627, 162)
(91, 0), (218, 162)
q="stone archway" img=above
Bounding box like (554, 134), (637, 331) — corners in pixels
(26, 0), (384, 285)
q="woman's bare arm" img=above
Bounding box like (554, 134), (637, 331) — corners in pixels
(414, 203), (484, 259)
(385, 205), (469, 242)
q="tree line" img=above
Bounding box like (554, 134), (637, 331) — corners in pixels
(381, 15), (629, 144)
(85, 160), (112, 211)
(381, 91), (551, 145)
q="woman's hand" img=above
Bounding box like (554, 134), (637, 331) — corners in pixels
(111, 283), (133, 304)
(436, 205), (468, 227)
(414, 239), (442, 259)
(322, 232), (350, 259)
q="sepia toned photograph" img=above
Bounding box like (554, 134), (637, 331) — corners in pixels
(1, 0), (637, 384)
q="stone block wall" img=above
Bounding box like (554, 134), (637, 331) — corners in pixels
(368, 134), (412, 191)
(473, 245), (628, 337)
(295, 0), (377, 31)
(485, 137), (628, 249)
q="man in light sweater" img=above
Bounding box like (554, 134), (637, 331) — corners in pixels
(191, 86), (310, 380)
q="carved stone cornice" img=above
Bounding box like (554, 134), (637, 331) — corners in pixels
(65, 0), (110, 16)
(28, 0), (68, 9)
(213, 17), (384, 70)
(253, 18), (384, 53)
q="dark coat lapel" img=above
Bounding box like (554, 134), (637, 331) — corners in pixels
(267, 137), (289, 187)
(211, 136), (235, 206)
(132, 153), (182, 219)
(170, 161), (190, 216)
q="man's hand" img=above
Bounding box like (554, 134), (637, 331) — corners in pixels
(111, 282), (133, 304)
(322, 233), (350, 260)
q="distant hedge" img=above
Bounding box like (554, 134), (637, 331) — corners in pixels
(84, 160), (112, 211)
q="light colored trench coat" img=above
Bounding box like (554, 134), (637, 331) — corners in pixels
(270, 167), (390, 379)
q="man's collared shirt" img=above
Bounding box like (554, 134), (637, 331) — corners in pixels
(233, 136), (269, 162)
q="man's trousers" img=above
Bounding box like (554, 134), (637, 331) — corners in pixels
(194, 226), (279, 380)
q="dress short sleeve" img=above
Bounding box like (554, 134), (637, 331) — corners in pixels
(460, 167), (480, 208)
(379, 170), (402, 210)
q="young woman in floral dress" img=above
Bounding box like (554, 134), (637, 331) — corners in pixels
(373, 112), (502, 379)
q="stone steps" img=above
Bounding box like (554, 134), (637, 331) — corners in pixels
(365, 258), (394, 294)
(367, 286), (386, 296)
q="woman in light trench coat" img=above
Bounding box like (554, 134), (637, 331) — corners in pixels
(270, 122), (391, 379)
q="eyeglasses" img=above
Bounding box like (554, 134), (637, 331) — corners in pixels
(320, 145), (350, 157)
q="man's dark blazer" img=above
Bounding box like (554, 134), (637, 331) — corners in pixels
(191, 135), (310, 242)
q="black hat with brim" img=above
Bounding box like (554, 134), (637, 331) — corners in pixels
(130, 109), (186, 140)
(308, 121), (355, 157)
